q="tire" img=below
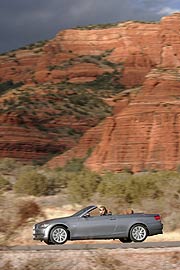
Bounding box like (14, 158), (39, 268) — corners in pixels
(119, 237), (132, 243)
(50, 226), (68, 245)
(129, 224), (148, 242)
(44, 240), (55, 245)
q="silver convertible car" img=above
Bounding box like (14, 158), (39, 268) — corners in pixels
(33, 205), (163, 245)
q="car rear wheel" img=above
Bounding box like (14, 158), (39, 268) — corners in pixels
(129, 224), (148, 242)
(119, 237), (132, 243)
(50, 226), (68, 245)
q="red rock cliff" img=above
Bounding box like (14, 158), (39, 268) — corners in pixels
(1, 13), (180, 87)
(85, 68), (180, 172)
(1, 13), (180, 170)
(48, 67), (180, 172)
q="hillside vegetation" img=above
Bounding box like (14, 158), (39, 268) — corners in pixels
(0, 66), (124, 163)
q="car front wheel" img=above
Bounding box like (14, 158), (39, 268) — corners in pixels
(50, 226), (68, 244)
(44, 239), (55, 245)
(129, 224), (148, 242)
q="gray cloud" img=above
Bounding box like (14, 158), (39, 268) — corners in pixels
(0, 0), (179, 53)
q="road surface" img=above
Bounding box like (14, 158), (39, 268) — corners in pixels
(1, 241), (180, 251)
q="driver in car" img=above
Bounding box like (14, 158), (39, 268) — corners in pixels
(99, 206), (112, 216)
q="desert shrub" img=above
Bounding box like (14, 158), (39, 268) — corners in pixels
(14, 170), (54, 196)
(75, 22), (118, 30)
(123, 174), (160, 203)
(43, 169), (75, 190)
(68, 93), (90, 106)
(0, 80), (23, 96)
(90, 70), (123, 92)
(154, 171), (180, 192)
(97, 170), (180, 219)
(0, 158), (19, 173)
(124, 171), (180, 231)
(97, 172), (130, 197)
(0, 197), (43, 244)
(63, 158), (85, 172)
(67, 169), (101, 203)
(0, 176), (12, 191)
(98, 172), (162, 204)
(163, 211), (180, 231)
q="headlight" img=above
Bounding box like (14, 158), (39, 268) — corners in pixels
(39, 223), (50, 228)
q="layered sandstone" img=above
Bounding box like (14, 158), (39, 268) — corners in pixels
(48, 67), (180, 172)
(0, 13), (179, 87)
(1, 13), (180, 169)
(0, 124), (75, 162)
(0, 84), (103, 162)
(47, 122), (104, 168)
(85, 68), (180, 172)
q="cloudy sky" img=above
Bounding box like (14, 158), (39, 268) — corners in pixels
(0, 0), (179, 54)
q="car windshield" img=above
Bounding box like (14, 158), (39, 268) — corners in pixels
(71, 205), (96, 217)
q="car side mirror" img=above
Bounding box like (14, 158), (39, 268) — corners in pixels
(83, 213), (90, 218)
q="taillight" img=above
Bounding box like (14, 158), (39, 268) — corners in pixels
(154, 215), (161, 221)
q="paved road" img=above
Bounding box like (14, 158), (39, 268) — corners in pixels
(1, 241), (180, 251)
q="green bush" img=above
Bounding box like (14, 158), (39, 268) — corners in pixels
(0, 176), (12, 191)
(0, 158), (19, 173)
(97, 170), (180, 207)
(0, 80), (23, 96)
(43, 169), (76, 190)
(67, 169), (101, 203)
(14, 170), (54, 196)
(63, 158), (85, 172)
(97, 172), (129, 201)
(97, 172), (162, 204)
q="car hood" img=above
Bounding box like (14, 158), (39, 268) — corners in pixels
(36, 216), (71, 226)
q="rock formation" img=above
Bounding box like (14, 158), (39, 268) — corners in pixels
(48, 67), (180, 172)
(1, 13), (180, 171)
(85, 68), (180, 172)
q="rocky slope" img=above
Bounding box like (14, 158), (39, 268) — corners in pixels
(0, 13), (180, 170)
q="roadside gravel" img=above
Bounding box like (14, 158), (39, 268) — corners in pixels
(0, 247), (179, 270)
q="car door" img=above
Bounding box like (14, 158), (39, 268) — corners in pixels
(71, 215), (118, 239)
(115, 215), (133, 236)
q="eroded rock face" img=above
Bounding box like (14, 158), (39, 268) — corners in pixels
(48, 68), (180, 172)
(1, 13), (180, 170)
(47, 122), (104, 168)
(85, 68), (180, 172)
(1, 13), (179, 87)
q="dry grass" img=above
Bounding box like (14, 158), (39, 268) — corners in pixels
(15, 200), (43, 227)
(0, 194), (44, 245)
